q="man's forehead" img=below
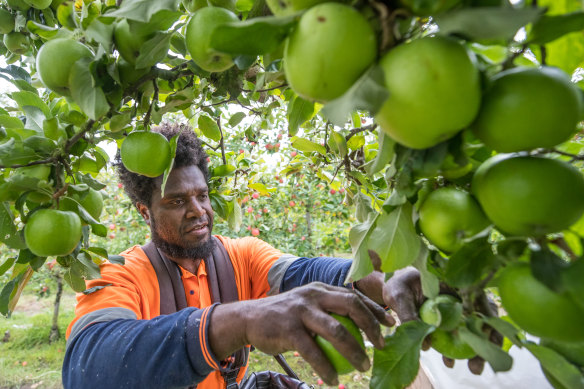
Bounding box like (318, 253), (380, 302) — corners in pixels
(153, 165), (208, 195)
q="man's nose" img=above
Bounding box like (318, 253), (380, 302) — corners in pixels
(185, 198), (205, 218)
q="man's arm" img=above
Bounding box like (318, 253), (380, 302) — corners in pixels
(63, 307), (220, 389)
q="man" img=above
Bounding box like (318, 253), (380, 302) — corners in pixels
(62, 123), (426, 389)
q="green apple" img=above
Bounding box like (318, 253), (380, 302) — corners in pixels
(3, 31), (28, 55)
(418, 187), (490, 253)
(284, 3), (377, 102)
(314, 314), (365, 375)
(375, 36), (481, 149)
(0, 9), (15, 34)
(266, 0), (346, 16)
(185, 7), (239, 72)
(6, 0), (31, 11)
(36, 38), (93, 96)
(419, 295), (463, 331)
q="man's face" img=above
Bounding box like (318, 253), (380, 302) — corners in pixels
(139, 165), (215, 260)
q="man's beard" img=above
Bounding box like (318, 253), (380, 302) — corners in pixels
(149, 216), (215, 261)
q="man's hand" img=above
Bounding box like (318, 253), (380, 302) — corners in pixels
(208, 282), (394, 385)
(381, 267), (503, 375)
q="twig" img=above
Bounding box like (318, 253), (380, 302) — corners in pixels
(217, 117), (227, 165)
(143, 79), (159, 130)
(550, 237), (579, 261)
(346, 124), (377, 141)
(64, 120), (96, 153)
(241, 83), (288, 93)
(0, 158), (54, 169)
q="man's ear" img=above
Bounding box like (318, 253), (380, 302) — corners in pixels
(136, 202), (151, 226)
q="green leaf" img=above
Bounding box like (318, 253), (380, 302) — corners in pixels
(346, 135), (365, 151)
(69, 58), (110, 120)
(434, 7), (544, 42)
(413, 245), (439, 299)
(367, 130), (395, 176)
(83, 284), (112, 295)
(104, 0), (181, 22)
(0, 138), (38, 166)
(161, 131), (181, 198)
(0, 257), (16, 277)
(247, 182), (272, 195)
(291, 137), (326, 155)
(228, 112), (246, 127)
(85, 19), (115, 48)
(0, 65), (31, 84)
(444, 238), (499, 289)
(21, 106), (45, 132)
(0, 115), (24, 130)
(371, 321), (434, 389)
(346, 213), (378, 283)
(212, 164), (236, 177)
(529, 11), (584, 45)
(11, 91), (50, 117)
(563, 259), (584, 312)
(0, 272), (23, 316)
(483, 317), (522, 347)
(287, 95), (315, 136)
(210, 192), (229, 219)
(327, 131), (348, 158)
(77, 251), (102, 280)
(321, 66), (389, 126)
(135, 32), (172, 69)
(108, 255), (125, 265)
(228, 197), (242, 232)
(458, 326), (513, 372)
(198, 115), (221, 142)
(64, 264), (87, 293)
(0, 202), (19, 247)
(525, 342), (584, 389)
(210, 14), (298, 56)
(26, 20), (60, 39)
(86, 246), (109, 260)
(368, 203), (422, 273)
(530, 249), (567, 292)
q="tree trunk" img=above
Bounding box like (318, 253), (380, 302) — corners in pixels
(305, 208), (312, 246)
(49, 273), (63, 343)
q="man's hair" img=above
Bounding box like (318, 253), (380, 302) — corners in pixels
(114, 123), (209, 208)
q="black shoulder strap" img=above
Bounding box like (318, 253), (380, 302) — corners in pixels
(205, 236), (239, 304)
(142, 241), (187, 314)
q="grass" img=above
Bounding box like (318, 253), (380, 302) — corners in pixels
(0, 294), (75, 389)
(0, 290), (373, 389)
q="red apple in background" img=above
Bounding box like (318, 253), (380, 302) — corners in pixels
(251, 228), (260, 236)
(247, 206), (253, 213)
(252, 192), (260, 199)
(289, 200), (296, 207)
(290, 151), (297, 157)
(330, 189), (337, 195)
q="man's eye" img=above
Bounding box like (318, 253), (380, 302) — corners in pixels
(171, 199), (184, 205)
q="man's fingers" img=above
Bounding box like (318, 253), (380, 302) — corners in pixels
(422, 335), (432, 351)
(303, 309), (371, 373)
(355, 289), (395, 328)
(383, 268), (424, 323)
(442, 356), (455, 368)
(468, 356), (485, 375)
(305, 283), (387, 349)
(292, 332), (339, 386)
